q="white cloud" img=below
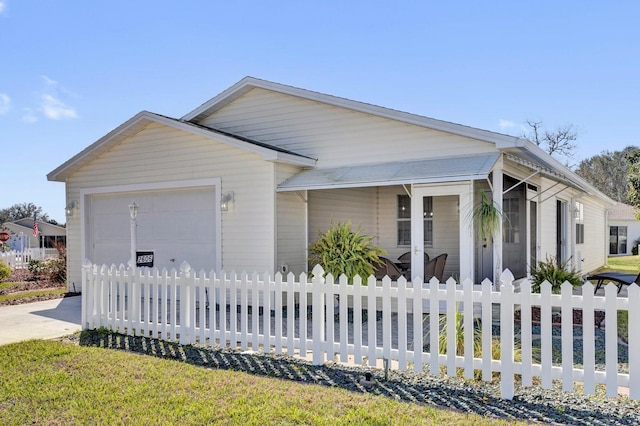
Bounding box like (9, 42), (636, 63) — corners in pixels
(498, 119), (517, 130)
(0, 1), (6, 14)
(22, 108), (37, 123)
(0, 93), (10, 114)
(41, 94), (77, 120)
(36, 75), (78, 120)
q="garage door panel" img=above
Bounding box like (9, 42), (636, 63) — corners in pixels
(89, 187), (217, 271)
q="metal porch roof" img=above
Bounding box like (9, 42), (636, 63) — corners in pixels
(277, 153), (500, 191)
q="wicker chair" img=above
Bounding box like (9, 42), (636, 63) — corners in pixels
(397, 251), (429, 277)
(424, 253), (448, 282)
(374, 257), (404, 280)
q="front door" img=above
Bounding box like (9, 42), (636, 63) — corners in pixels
(411, 184), (473, 282)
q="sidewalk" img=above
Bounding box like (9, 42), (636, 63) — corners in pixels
(0, 296), (81, 346)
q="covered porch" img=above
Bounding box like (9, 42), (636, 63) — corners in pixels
(277, 153), (548, 284)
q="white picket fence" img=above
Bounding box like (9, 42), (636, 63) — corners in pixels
(0, 251), (35, 269)
(81, 261), (640, 400)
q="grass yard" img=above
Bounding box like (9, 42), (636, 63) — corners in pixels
(601, 255), (640, 273)
(0, 340), (521, 426)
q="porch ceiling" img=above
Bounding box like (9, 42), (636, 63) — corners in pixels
(277, 153), (499, 191)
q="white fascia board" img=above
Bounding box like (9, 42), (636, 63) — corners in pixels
(519, 143), (615, 206)
(182, 77), (525, 146)
(47, 111), (153, 182)
(276, 173), (488, 192)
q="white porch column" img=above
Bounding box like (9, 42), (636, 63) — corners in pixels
(492, 169), (503, 283)
(458, 183), (474, 282)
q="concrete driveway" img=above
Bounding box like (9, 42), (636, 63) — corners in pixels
(0, 296), (81, 345)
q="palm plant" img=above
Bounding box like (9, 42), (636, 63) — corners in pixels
(529, 255), (583, 293)
(307, 221), (386, 280)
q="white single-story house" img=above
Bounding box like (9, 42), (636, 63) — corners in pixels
(608, 203), (640, 256)
(48, 77), (614, 291)
(1, 217), (66, 254)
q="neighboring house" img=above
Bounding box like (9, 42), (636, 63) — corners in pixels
(48, 77), (614, 291)
(608, 203), (640, 256)
(1, 217), (66, 252)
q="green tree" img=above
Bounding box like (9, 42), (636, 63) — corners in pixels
(626, 148), (640, 217)
(574, 146), (638, 202)
(0, 203), (50, 224)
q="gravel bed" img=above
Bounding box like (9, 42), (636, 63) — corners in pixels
(68, 330), (640, 425)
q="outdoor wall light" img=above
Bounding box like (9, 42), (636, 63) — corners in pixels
(129, 201), (139, 219)
(221, 191), (234, 211)
(65, 200), (78, 217)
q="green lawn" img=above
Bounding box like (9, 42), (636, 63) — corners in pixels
(0, 339), (520, 425)
(601, 255), (640, 273)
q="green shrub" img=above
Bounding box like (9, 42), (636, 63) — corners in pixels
(0, 261), (11, 281)
(530, 255), (583, 293)
(308, 221), (385, 280)
(45, 243), (67, 283)
(45, 258), (67, 283)
(28, 259), (46, 278)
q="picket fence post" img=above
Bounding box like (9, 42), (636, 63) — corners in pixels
(81, 259), (92, 329)
(499, 269), (515, 400)
(629, 284), (640, 399)
(311, 264), (325, 365)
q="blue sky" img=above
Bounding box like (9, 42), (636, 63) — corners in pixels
(1, 1), (638, 223)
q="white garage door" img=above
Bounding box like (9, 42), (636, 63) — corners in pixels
(89, 187), (217, 271)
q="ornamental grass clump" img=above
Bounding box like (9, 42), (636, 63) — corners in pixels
(530, 255), (583, 293)
(308, 221), (385, 280)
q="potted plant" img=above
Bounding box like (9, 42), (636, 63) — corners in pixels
(471, 191), (504, 242)
(307, 221), (385, 281)
(529, 255), (583, 294)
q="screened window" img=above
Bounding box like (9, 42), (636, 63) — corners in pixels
(397, 195), (433, 246)
(503, 198), (520, 244)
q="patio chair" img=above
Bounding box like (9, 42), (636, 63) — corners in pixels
(424, 253), (448, 282)
(374, 257), (404, 281)
(585, 271), (640, 294)
(397, 251), (429, 279)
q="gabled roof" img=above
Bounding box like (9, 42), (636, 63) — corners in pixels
(182, 77), (613, 205)
(47, 111), (316, 182)
(609, 202), (639, 221)
(183, 77), (528, 147)
(2, 218), (66, 236)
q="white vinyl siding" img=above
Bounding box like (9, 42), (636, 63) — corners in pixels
(307, 188), (377, 252)
(579, 197), (607, 273)
(66, 122), (275, 288)
(610, 219), (640, 256)
(198, 88), (496, 169)
(275, 163), (306, 275)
